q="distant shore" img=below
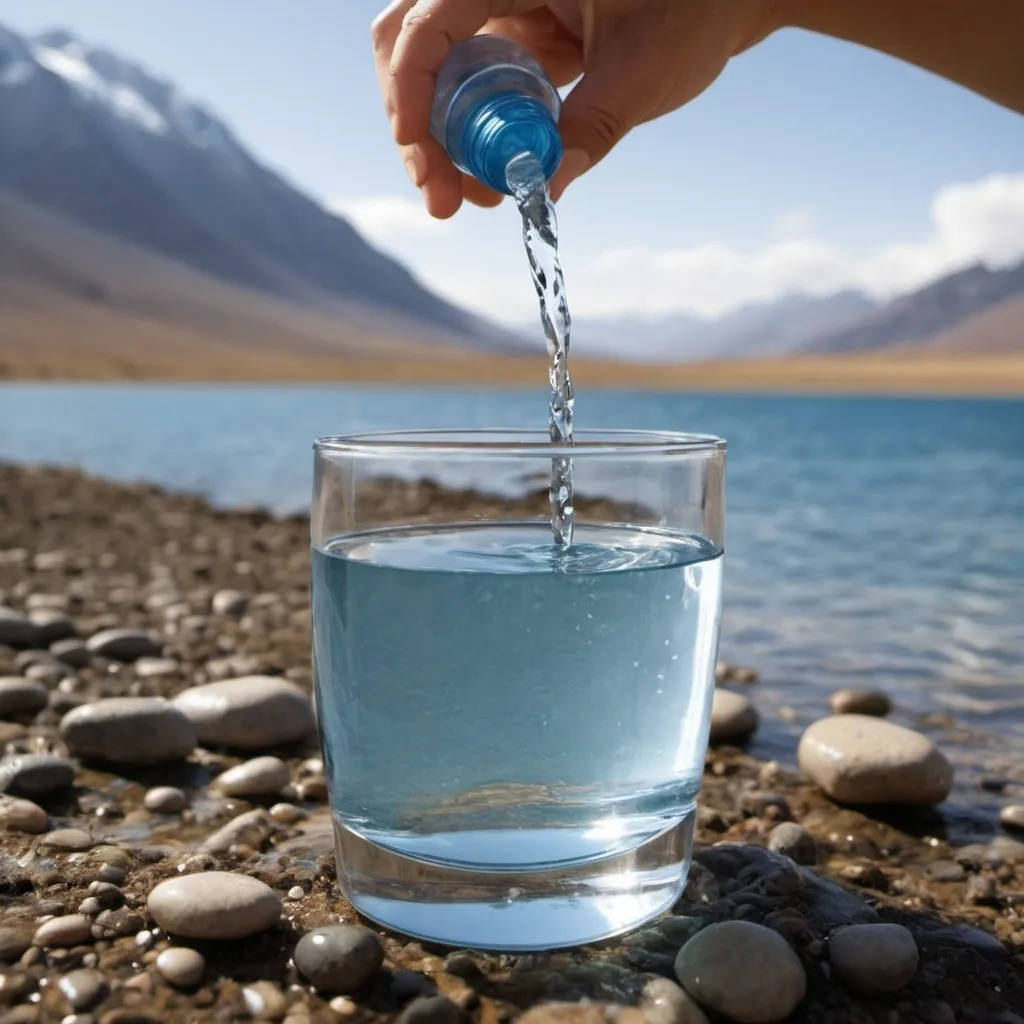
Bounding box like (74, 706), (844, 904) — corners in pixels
(3, 352), (1024, 396)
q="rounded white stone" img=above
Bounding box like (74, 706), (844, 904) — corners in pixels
(147, 871), (281, 939)
(173, 676), (315, 750)
(709, 689), (758, 745)
(797, 714), (953, 806)
(213, 756), (291, 797)
(0, 795), (48, 833)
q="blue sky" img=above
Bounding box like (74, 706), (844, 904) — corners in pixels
(3, 0), (1024, 326)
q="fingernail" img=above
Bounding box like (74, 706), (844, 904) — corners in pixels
(551, 148), (591, 200)
(404, 147), (425, 188)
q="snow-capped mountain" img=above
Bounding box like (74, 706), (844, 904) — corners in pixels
(30, 29), (243, 157)
(0, 23), (517, 348)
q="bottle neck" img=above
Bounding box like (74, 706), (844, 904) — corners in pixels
(457, 91), (562, 196)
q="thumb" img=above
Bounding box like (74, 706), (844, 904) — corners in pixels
(549, 49), (649, 201)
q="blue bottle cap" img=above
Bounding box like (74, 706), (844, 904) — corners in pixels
(459, 91), (563, 196)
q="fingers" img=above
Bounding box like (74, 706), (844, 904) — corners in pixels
(462, 175), (505, 208)
(548, 65), (639, 200)
(482, 8), (584, 86)
(371, 0), (414, 128)
(405, 137), (465, 218)
(548, 19), (665, 201)
(373, 0), (538, 216)
(386, 0), (547, 145)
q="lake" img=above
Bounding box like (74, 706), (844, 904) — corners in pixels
(1, 384), (1021, 801)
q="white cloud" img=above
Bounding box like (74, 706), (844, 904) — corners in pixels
(326, 172), (1024, 323)
(571, 171), (1024, 319)
(326, 194), (453, 240)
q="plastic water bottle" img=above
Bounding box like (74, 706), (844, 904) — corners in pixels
(431, 35), (562, 195)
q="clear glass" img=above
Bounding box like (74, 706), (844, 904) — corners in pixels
(311, 429), (726, 950)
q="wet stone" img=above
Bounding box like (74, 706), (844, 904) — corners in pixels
(96, 864), (126, 885)
(294, 925), (384, 993)
(652, 917), (707, 951)
(828, 923), (919, 996)
(143, 786), (187, 813)
(243, 981), (287, 1019)
(674, 921), (806, 1024)
(39, 827), (93, 852)
(0, 795), (48, 833)
(58, 969), (108, 1012)
(50, 638), (90, 668)
(85, 628), (161, 662)
(709, 689), (758, 745)
(33, 915), (93, 948)
(395, 995), (462, 1024)
(25, 659), (70, 686)
(767, 822), (817, 865)
(29, 610), (75, 644)
(639, 977), (709, 1024)
(212, 589), (248, 618)
(78, 897), (103, 917)
(133, 657), (180, 679)
(443, 953), (484, 981)
(60, 697), (196, 765)
(90, 907), (144, 939)
(296, 777), (328, 802)
(0, 753), (75, 797)
(155, 947), (206, 988)
(0, 608), (40, 649)
(828, 688), (892, 717)
(390, 970), (438, 1001)
(213, 755), (290, 797)
(924, 922), (1006, 957)
(199, 807), (276, 854)
(1000, 804), (1024, 831)
(797, 714), (953, 805)
(0, 677), (48, 717)
(0, 972), (35, 1006)
(269, 802), (305, 824)
(0, 927), (32, 964)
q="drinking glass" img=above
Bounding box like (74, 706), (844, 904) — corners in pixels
(311, 429), (726, 950)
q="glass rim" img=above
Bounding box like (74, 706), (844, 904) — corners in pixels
(314, 428), (726, 458)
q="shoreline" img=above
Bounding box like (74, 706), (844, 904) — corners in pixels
(2, 352), (1024, 397)
(1, 463), (1022, 1022)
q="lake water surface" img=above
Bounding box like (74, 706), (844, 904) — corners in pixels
(1, 384), (1021, 808)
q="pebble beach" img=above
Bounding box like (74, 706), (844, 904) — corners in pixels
(1, 462), (1023, 1024)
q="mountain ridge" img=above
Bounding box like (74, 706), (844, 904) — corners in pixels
(0, 22), (523, 351)
(0, 21), (1021, 371)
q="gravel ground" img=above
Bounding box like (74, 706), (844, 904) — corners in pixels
(0, 462), (1022, 1024)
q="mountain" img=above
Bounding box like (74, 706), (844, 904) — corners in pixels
(802, 259), (1024, 354)
(571, 291), (878, 362)
(0, 185), (476, 371)
(568, 312), (704, 360)
(0, 23), (518, 350)
(900, 294), (1024, 354)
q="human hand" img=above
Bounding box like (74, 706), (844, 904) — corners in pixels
(371, 0), (786, 218)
